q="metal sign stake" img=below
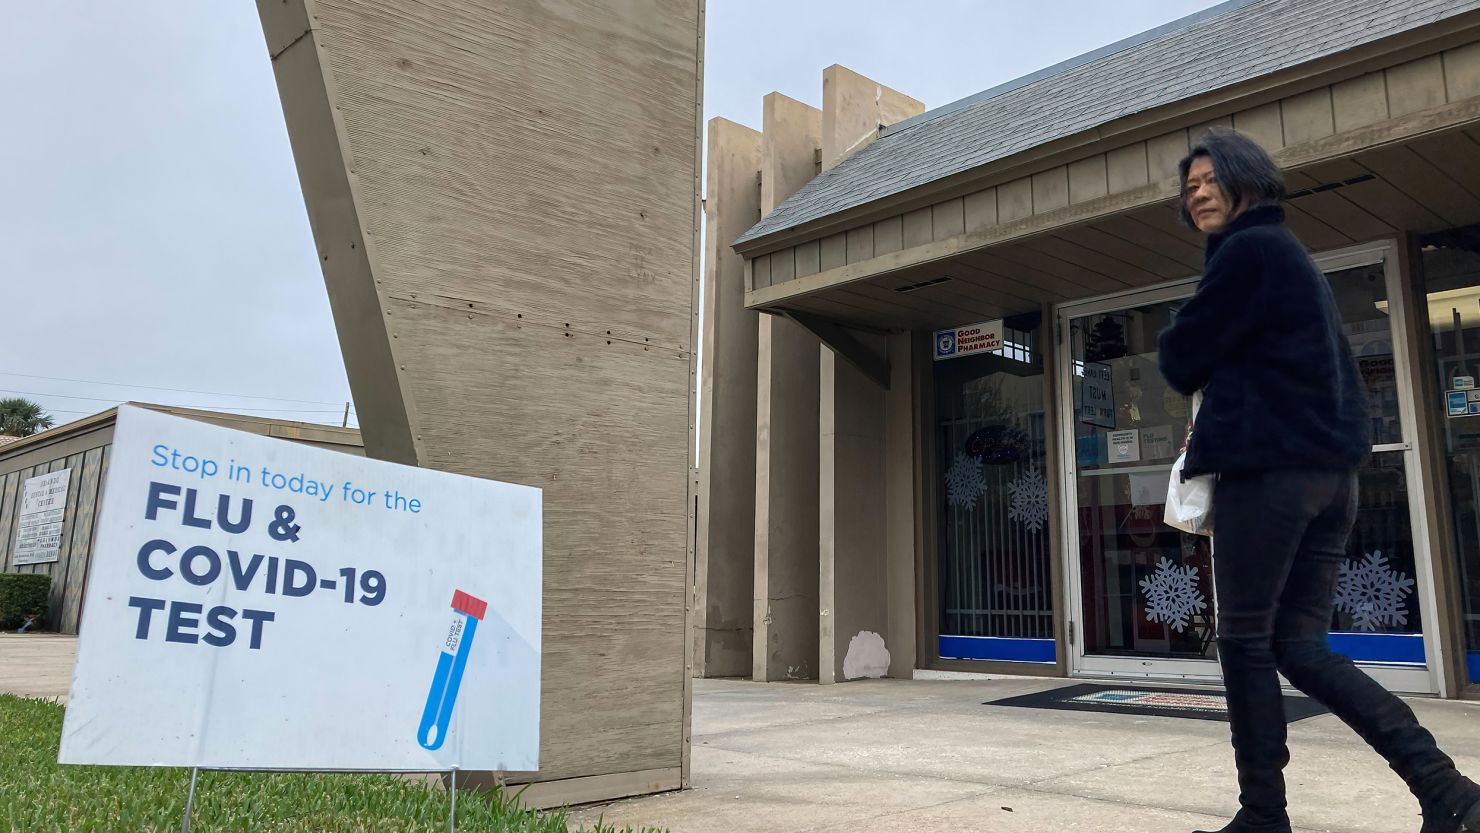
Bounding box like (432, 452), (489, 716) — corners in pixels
(449, 767), (459, 833)
(181, 767), (200, 833)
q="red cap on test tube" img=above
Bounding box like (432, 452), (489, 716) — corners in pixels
(451, 590), (488, 621)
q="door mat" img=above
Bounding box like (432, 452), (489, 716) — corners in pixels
(986, 683), (1329, 723)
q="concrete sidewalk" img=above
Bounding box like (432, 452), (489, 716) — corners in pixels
(568, 676), (1480, 833)
(0, 633), (76, 702)
(8, 636), (1480, 832)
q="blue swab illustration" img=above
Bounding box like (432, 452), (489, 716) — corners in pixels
(418, 589), (487, 750)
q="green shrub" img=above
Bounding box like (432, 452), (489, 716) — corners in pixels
(0, 573), (50, 630)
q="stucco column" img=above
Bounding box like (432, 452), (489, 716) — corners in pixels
(818, 339), (887, 683)
(884, 332), (919, 678)
(695, 118), (761, 677)
(818, 332), (919, 683)
(821, 65), (924, 171)
(816, 70), (923, 683)
(753, 93), (823, 682)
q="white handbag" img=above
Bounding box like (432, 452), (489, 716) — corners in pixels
(1164, 393), (1214, 537)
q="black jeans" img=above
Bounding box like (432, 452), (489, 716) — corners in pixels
(1212, 469), (1478, 818)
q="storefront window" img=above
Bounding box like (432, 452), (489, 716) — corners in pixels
(1420, 225), (1480, 685)
(935, 313), (1053, 662)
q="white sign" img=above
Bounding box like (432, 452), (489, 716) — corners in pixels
(1455, 376), (1476, 390)
(1139, 425), (1177, 462)
(934, 320), (1004, 361)
(13, 469), (72, 566)
(1108, 429), (1142, 464)
(60, 406), (542, 772)
(1079, 362), (1116, 428)
(1129, 472), (1166, 507)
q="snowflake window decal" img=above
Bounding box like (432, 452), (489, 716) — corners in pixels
(1333, 550), (1414, 632)
(945, 452), (986, 510)
(1007, 466), (1049, 532)
(1140, 557), (1208, 633)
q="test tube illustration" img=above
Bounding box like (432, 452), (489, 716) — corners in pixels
(418, 589), (488, 750)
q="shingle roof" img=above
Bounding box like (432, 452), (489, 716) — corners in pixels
(736, 0), (1480, 247)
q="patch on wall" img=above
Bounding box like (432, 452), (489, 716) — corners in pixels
(843, 631), (890, 679)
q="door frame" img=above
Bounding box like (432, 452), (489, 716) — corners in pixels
(1053, 240), (1443, 694)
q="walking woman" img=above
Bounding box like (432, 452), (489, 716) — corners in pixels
(1158, 129), (1480, 833)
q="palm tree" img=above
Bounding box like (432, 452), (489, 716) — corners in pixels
(0, 398), (55, 437)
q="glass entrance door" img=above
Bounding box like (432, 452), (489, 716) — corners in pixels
(1062, 287), (1219, 681)
(1058, 243), (1439, 692)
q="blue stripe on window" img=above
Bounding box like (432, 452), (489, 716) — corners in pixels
(1328, 632), (1425, 665)
(938, 634), (1424, 667)
(939, 635), (1056, 664)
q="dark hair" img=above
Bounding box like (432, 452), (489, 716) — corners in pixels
(1177, 128), (1285, 229)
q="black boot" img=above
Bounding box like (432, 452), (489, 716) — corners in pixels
(1419, 795), (1480, 833)
(1273, 638), (1480, 832)
(1191, 726), (1293, 833)
(1192, 807), (1292, 833)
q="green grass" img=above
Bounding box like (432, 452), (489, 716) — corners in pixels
(0, 694), (661, 833)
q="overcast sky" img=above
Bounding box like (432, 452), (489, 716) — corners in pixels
(0, 0), (1221, 434)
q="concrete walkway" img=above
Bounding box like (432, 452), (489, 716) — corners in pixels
(0, 633), (76, 702)
(8, 637), (1480, 831)
(568, 676), (1480, 833)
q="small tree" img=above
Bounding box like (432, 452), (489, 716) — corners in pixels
(0, 398), (54, 437)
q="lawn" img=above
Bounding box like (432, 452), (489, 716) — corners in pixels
(0, 694), (661, 833)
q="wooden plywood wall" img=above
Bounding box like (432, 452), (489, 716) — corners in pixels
(257, 0), (703, 802)
(0, 441), (110, 634)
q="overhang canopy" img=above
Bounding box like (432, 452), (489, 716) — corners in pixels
(754, 130), (1480, 333)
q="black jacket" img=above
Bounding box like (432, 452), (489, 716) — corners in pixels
(1157, 205), (1371, 477)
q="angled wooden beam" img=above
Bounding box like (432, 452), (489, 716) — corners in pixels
(784, 311), (891, 390)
